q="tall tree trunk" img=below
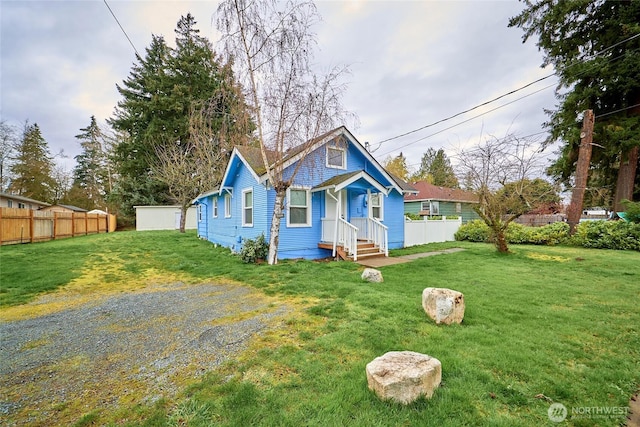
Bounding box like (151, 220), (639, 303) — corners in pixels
(494, 229), (509, 253)
(567, 110), (594, 234)
(267, 188), (286, 265)
(179, 205), (188, 233)
(613, 145), (639, 212)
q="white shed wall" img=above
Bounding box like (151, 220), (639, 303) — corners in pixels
(134, 206), (197, 231)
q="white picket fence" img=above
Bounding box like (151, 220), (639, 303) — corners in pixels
(404, 216), (462, 247)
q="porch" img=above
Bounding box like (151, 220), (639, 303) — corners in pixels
(312, 170), (393, 261)
(318, 216), (388, 261)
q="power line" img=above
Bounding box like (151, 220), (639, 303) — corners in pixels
(377, 83), (555, 158)
(596, 103), (640, 119)
(373, 31), (640, 152)
(103, 0), (140, 57)
(375, 73), (555, 146)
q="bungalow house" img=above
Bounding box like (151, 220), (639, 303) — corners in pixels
(404, 181), (480, 223)
(194, 126), (416, 261)
(0, 192), (50, 210)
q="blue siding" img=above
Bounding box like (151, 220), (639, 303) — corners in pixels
(197, 130), (408, 259)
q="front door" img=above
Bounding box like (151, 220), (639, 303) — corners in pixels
(325, 189), (347, 221)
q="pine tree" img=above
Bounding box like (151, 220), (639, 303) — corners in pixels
(110, 14), (245, 219)
(413, 148), (459, 188)
(9, 122), (56, 202)
(69, 116), (108, 210)
(510, 1), (640, 210)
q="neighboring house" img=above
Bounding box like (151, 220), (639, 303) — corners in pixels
(404, 181), (480, 223)
(41, 204), (88, 213)
(0, 192), (50, 210)
(134, 205), (197, 231)
(194, 126), (416, 261)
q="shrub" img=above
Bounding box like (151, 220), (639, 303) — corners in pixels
(455, 220), (490, 242)
(405, 213), (422, 221)
(239, 234), (269, 263)
(573, 220), (640, 251)
(456, 220), (570, 246)
(621, 199), (640, 223)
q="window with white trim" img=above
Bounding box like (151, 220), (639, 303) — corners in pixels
(242, 189), (253, 227)
(431, 201), (440, 215)
(7, 200), (12, 208)
(224, 193), (232, 218)
(456, 202), (461, 213)
(370, 193), (383, 220)
(212, 198), (218, 218)
(421, 201), (430, 211)
(197, 204), (203, 222)
(287, 188), (311, 227)
(326, 146), (346, 169)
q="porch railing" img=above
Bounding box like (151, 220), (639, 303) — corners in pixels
(336, 218), (359, 260)
(351, 217), (388, 256)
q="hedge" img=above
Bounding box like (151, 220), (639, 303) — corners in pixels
(455, 219), (639, 251)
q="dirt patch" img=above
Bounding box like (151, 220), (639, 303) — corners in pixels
(0, 282), (290, 426)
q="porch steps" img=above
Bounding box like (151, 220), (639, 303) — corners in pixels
(318, 241), (386, 261)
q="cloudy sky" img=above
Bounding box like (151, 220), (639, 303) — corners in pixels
(1, 0), (558, 174)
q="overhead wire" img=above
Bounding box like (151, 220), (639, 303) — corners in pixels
(103, 0), (140, 57)
(372, 31), (640, 156)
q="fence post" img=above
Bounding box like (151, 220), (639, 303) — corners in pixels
(0, 207), (3, 245)
(29, 209), (34, 243)
(84, 213), (88, 235)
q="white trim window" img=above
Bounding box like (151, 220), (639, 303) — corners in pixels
(224, 193), (232, 218)
(326, 146), (346, 169)
(197, 204), (203, 222)
(287, 187), (311, 227)
(421, 201), (430, 212)
(430, 201), (440, 215)
(370, 193), (383, 220)
(456, 202), (461, 214)
(242, 188), (253, 227)
(212, 197), (218, 218)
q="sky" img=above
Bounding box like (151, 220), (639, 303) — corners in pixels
(1, 0), (559, 175)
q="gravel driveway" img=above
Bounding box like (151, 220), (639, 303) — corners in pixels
(0, 282), (290, 426)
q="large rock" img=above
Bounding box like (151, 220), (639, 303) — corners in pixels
(366, 351), (442, 404)
(422, 288), (465, 325)
(361, 268), (383, 283)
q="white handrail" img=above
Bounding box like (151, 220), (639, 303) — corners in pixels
(368, 217), (389, 256)
(337, 218), (359, 260)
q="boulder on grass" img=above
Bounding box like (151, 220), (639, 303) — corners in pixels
(361, 268), (383, 283)
(366, 351), (442, 404)
(422, 287), (464, 325)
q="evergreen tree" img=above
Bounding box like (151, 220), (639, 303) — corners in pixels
(110, 35), (173, 215)
(9, 122), (56, 202)
(110, 14), (245, 219)
(510, 1), (640, 210)
(413, 148), (459, 188)
(69, 116), (108, 210)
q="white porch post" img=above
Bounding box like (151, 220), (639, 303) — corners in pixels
(331, 190), (340, 256)
(366, 189), (371, 218)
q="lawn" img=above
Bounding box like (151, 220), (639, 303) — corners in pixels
(1, 231), (638, 426)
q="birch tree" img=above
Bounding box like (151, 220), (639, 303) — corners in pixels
(216, 0), (352, 264)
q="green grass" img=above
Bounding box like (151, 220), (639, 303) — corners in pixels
(1, 231), (639, 426)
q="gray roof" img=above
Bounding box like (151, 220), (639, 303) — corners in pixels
(0, 192), (51, 206)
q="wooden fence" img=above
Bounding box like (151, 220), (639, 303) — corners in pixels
(0, 208), (116, 245)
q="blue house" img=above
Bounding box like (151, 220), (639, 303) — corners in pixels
(194, 126), (416, 261)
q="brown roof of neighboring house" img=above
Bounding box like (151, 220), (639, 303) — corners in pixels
(0, 192), (51, 206)
(404, 181), (478, 203)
